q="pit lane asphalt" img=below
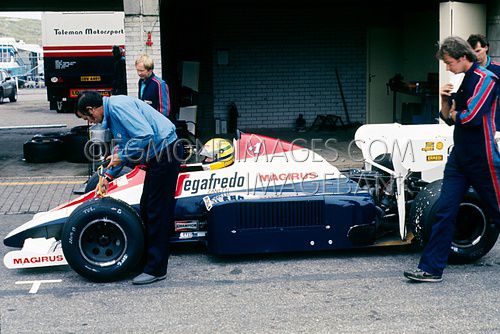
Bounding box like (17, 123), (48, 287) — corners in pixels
(0, 90), (499, 333)
(1, 214), (499, 333)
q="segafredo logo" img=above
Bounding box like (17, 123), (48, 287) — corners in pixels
(13, 255), (65, 265)
(182, 172), (245, 194)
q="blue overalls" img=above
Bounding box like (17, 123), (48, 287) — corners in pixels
(486, 55), (500, 130)
(138, 73), (171, 117)
(419, 62), (500, 276)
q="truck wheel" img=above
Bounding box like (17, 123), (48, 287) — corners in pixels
(84, 166), (132, 193)
(55, 101), (75, 113)
(61, 197), (144, 282)
(23, 138), (64, 163)
(55, 101), (65, 113)
(409, 179), (499, 263)
(9, 87), (17, 102)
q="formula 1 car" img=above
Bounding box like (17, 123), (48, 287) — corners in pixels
(3, 125), (499, 282)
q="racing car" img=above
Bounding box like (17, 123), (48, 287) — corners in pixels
(3, 124), (499, 282)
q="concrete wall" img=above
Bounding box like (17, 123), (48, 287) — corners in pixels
(488, 0), (500, 62)
(123, 0), (161, 98)
(210, 6), (366, 130)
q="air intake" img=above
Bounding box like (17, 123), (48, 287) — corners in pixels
(235, 199), (324, 229)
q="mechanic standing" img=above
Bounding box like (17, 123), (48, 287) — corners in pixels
(76, 91), (180, 285)
(467, 33), (500, 129)
(135, 54), (171, 117)
(404, 36), (500, 283)
(111, 45), (127, 96)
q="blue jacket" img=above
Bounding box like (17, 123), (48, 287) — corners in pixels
(450, 62), (498, 164)
(138, 73), (170, 117)
(485, 55), (500, 130)
(101, 95), (177, 178)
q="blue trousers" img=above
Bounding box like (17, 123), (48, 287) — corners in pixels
(140, 142), (181, 277)
(418, 150), (500, 276)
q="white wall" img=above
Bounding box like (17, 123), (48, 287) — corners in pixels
(211, 6), (366, 129)
(123, 0), (161, 98)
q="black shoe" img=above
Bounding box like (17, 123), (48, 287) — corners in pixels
(404, 269), (442, 282)
(132, 272), (167, 285)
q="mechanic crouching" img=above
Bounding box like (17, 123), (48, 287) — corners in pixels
(76, 91), (180, 285)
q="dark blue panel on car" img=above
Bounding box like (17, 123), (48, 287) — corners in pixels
(206, 194), (376, 255)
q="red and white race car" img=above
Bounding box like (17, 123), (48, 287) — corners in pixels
(3, 125), (499, 282)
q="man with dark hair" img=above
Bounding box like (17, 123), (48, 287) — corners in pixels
(467, 34), (500, 74)
(404, 36), (500, 282)
(467, 34), (500, 129)
(76, 91), (180, 285)
(111, 46), (127, 95)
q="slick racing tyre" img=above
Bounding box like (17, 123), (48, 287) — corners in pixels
(32, 131), (67, 141)
(63, 132), (89, 163)
(84, 166), (132, 193)
(62, 197), (144, 282)
(409, 179), (499, 263)
(70, 125), (90, 135)
(23, 138), (64, 163)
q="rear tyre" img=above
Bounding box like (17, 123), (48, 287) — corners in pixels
(61, 197), (144, 282)
(409, 179), (499, 263)
(23, 138), (64, 163)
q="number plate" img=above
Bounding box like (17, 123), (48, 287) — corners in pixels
(80, 76), (101, 82)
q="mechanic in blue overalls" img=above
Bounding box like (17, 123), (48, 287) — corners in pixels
(405, 36), (500, 282)
(135, 54), (171, 117)
(467, 33), (500, 129)
(76, 91), (180, 285)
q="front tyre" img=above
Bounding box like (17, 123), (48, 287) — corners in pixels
(62, 197), (144, 282)
(409, 180), (499, 263)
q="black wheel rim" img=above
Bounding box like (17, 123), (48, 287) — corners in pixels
(452, 203), (486, 248)
(79, 218), (128, 267)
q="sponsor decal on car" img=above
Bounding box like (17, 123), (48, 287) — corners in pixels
(421, 142), (435, 152)
(426, 155), (443, 162)
(182, 172), (245, 195)
(258, 172), (318, 182)
(13, 255), (65, 265)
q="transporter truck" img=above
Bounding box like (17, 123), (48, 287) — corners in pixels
(42, 12), (125, 113)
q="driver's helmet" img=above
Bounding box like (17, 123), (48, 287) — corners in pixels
(199, 138), (234, 170)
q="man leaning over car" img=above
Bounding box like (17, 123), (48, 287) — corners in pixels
(75, 91), (180, 285)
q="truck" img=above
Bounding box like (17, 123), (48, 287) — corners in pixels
(41, 12), (125, 113)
